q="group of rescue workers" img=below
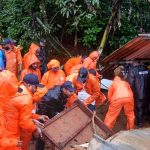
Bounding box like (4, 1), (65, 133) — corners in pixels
(0, 37), (149, 150)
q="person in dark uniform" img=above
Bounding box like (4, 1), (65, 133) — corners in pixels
(144, 63), (150, 123)
(35, 81), (76, 150)
(128, 59), (149, 127)
(38, 38), (47, 76)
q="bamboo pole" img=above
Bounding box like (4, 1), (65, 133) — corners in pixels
(98, 0), (122, 55)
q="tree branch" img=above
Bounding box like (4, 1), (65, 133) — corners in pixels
(84, 0), (96, 12)
(36, 17), (72, 57)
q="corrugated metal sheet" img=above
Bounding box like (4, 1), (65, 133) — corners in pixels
(101, 35), (150, 78)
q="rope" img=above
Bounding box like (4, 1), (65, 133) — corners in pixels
(92, 111), (97, 134)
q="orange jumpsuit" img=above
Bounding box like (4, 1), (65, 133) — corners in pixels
(73, 74), (100, 106)
(96, 92), (106, 106)
(33, 86), (48, 103)
(65, 93), (77, 108)
(5, 46), (22, 75)
(20, 53), (41, 81)
(104, 76), (135, 130)
(83, 51), (99, 70)
(0, 70), (18, 145)
(83, 51), (100, 77)
(66, 72), (78, 82)
(19, 83), (41, 150)
(23, 43), (40, 67)
(0, 84), (37, 150)
(41, 59), (66, 89)
(89, 74), (106, 106)
(70, 64), (83, 74)
(64, 57), (81, 76)
(66, 64), (83, 82)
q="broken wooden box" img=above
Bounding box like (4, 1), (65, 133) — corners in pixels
(42, 100), (114, 150)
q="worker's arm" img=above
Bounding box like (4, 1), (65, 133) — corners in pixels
(107, 85), (114, 101)
(84, 79), (100, 106)
(33, 86), (48, 102)
(38, 69), (42, 82)
(18, 99), (37, 132)
(59, 70), (66, 84)
(41, 72), (49, 86)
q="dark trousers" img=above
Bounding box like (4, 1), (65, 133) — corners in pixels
(35, 138), (45, 150)
(143, 96), (150, 123)
(88, 104), (95, 112)
(135, 98), (144, 125)
(144, 97), (150, 116)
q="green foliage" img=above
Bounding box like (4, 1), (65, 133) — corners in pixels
(0, 0), (40, 51)
(82, 26), (101, 47)
(55, 0), (80, 18)
(80, 15), (103, 47)
(107, 0), (150, 54)
(0, 0), (150, 55)
(54, 0), (109, 48)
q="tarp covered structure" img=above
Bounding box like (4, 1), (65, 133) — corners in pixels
(101, 34), (150, 79)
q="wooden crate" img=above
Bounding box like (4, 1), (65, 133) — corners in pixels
(42, 100), (114, 150)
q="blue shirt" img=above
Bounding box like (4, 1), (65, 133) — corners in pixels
(0, 49), (6, 70)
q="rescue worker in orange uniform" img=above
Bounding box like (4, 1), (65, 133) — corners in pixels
(83, 51), (99, 70)
(88, 69), (106, 106)
(66, 64), (83, 82)
(23, 43), (40, 67)
(41, 59), (66, 89)
(21, 53), (41, 81)
(2, 38), (22, 76)
(1, 74), (47, 150)
(0, 70), (18, 147)
(73, 67), (100, 111)
(104, 66), (135, 130)
(64, 55), (86, 76)
(21, 74), (48, 150)
(24, 42), (47, 77)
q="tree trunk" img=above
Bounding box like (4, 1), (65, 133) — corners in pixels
(38, 0), (72, 57)
(84, 0), (95, 12)
(39, 0), (49, 25)
(74, 29), (77, 49)
(98, 0), (122, 55)
(36, 17), (72, 57)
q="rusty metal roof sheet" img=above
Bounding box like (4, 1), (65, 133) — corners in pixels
(102, 35), (150, 64)
(101, 34), (150, 78)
